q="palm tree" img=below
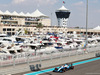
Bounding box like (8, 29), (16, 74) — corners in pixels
(24, 29), (28, 34)
(36, 23), (43, 34)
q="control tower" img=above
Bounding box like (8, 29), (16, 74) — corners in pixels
(55, 6), (70, 27)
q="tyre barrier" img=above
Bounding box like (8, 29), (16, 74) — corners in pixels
(96, 53), (100, 57)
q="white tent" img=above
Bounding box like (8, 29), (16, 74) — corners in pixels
(12, 11), (19, 16)
(31, 9), (48, 17)
(4, 10), (11, 16)
(19, 12), (25, 17)
(0, 10), (3, 15)
(0, 10), (49, 18)
(25, 12), (32, 17)
(93, 26), (100, 30)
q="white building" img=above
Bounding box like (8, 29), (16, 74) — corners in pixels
(0, 9), (51, 35)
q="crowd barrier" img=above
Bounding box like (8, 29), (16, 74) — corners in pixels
(0, 45), (100, 67)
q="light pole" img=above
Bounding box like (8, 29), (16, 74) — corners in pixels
(85, 0), (88, 52)
(35, 48), (37, 56)
(27, 46), (30, 65)
(13, 55), (16, 67)
(51, 13), (52, 26)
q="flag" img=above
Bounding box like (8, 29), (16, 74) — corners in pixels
(63, 0), (65, 4)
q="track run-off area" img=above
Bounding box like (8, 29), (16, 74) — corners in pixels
(24, 57), (100, 75)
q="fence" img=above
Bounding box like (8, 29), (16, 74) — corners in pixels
(0, 45), (100, 68)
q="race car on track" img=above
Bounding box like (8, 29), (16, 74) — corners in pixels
(53, 63), (74, 73)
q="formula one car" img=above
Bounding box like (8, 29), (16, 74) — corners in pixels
(53, 63), (74, 73)
(96, 53), (100, 57)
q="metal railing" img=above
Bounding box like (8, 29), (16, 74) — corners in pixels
(0, 45), (100, 67)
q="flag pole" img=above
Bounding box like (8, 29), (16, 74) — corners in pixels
(63, 0), (65, 5)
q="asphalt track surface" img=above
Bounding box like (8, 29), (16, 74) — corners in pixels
(40, 59), (100, 75)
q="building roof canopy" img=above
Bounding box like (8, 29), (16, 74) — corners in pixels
(0, 10), (3, 15)
(31, 9), (48, 17)
(0, 9), (48, 18)
(25, 12), (32, 17)
(12, 11), (19, 16)
(19, 12), (25, 16)
(58, 6), (69, 11)
(93, 26), (100, 30)
(4, 10), (11, 15)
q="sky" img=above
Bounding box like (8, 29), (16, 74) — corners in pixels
(0, 0), (100, 28)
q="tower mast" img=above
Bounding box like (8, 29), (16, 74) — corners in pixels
(55, 1), (70, 27)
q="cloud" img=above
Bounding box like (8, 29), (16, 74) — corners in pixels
(12, 0), (26, 4)
(91, 0), (98, 3)
(95, 10), (100, 13)
(12, 0), (57, 5)
(73, 1), (84, 6)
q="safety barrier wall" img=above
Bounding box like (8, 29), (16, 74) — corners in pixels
(0, 45), (100, 67)
(0, 46), (100, 74)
